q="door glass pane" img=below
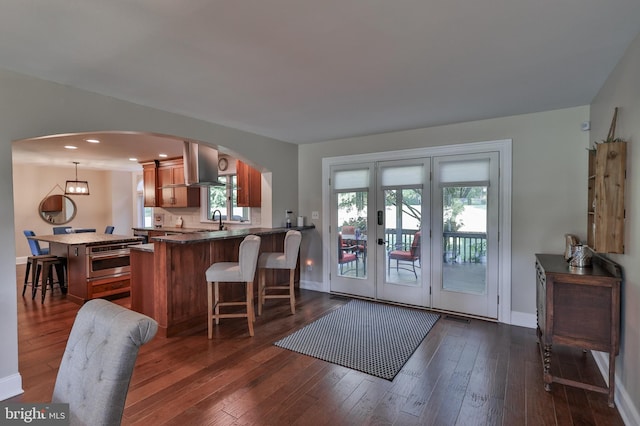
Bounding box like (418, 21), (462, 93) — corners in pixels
(337, 191), (367, 278)
(442, 185), (487, 294)
(385, 187), (422, 285)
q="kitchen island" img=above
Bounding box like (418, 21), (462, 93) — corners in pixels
(129, 226), (314, 337)
(27, 233), (144, 304)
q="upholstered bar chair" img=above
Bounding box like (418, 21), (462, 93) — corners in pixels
(204, 235), (261, 339)
(52, 299), (157, 425)
(257, 230), (302, 315)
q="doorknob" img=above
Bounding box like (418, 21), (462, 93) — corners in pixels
(378, 238), (384, 245)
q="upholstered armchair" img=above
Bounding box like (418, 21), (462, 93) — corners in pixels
(52, 299), (158, 425)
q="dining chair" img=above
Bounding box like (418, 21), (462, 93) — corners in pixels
(24, 230), (49, 256)
(257, 230), (302, 315)
(388, 231), (421, 278)
(341, 225), (356, 235)
(74, 228), (96, 233)
(105, 225), (115, 234)
(204, 235), (261, 338)
(52, 299), (157, 425)
(338, 234), (359, 276)
(53, 226), (72, 234)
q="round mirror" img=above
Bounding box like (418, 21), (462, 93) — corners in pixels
(38, 195), (77, 224)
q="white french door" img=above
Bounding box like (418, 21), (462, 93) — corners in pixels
(329, 163), (376, 298)
(329, 159), (430, 306)
(431, 152), (499, 318)
(326, 143), (506, 320)
(375, 159), (430, 306)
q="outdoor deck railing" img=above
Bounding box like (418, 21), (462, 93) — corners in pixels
(384, 229), (486, 264)
(343, 228), (486, 264)
(443, 231), (487, 263)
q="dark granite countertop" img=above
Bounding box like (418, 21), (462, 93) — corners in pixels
(28, 233), (144, 246)
(150, 225), (315, 244)
(129, 243), (155, 252)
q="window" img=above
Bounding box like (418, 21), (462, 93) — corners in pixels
(207, 175), (250, 222)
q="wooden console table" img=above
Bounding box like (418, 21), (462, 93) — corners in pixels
(535, 253), (621, 407)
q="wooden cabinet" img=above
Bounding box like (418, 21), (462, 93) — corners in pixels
(156, 158), (200, 208)
(236, 160), (261, 207)
(130, 247), (155, 318)
(587, 141), (626, 253)
(142, 161), (159, 207)
(535, 253), (621, 407)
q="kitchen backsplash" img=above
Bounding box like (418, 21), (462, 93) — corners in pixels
(152, 207), (261, 230)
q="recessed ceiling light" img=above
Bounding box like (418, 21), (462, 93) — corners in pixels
(85, 139), (100, 143)
(129, 158), (138, 161)
(159, 153), (168, 158)
(64, 145), (78, 150)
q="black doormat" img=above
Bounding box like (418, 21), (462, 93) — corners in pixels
(274, 299), (440, 380)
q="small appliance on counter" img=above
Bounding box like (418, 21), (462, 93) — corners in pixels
(154, 213), (164, 228)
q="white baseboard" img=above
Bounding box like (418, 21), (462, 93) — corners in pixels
(591, 350), (639, 426)
(510, 310), (537, 329)
(0, 373), (23, 401)
(16, 257), (27, 265)
(299, 280), (326, 293)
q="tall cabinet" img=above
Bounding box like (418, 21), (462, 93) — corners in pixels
(236, 160), (261, 207)
(157, 158), (200, 208)
(587, 141), (626, 253)
(142, 161), (159, 207)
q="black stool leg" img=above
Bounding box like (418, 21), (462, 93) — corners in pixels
(32, 263), (43, 300)
(55, 262), (67, 294)
(22, 259), (32, 296)
(41, 263), (57, 304)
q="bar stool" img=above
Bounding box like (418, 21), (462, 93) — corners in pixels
(257, 230), (302, 316)
(23, 254), (56, 296)
(34, 257), (67, 303)
(23, 230), (55, 297)
(204, 235), (261, 339)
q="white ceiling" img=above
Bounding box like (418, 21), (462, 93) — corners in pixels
(5, 0), (640, 170)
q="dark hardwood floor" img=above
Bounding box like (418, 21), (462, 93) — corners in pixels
(11, 264), (624, 425)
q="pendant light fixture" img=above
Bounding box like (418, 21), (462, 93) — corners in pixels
(64, 161), (90, 195)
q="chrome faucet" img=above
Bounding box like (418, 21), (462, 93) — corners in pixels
(212, 210), (223, 230)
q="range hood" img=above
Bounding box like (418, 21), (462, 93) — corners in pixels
(164, 141), (224, 187)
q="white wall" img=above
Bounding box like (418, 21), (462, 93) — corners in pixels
(0, 68), (298, 400)
(298, 106), (590, 317)
(590, 31), (640, 423)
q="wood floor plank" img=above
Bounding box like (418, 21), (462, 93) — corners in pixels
(10, 265), (627, 425)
